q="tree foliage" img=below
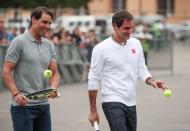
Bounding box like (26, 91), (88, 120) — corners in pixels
(0, 0), (91, 8)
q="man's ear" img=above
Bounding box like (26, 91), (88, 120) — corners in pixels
(113, 23), (118, 31)
(31, 16), (37, 24)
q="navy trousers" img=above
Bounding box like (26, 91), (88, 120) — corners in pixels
(102, 102), (137, 131)
(10, 104), (51, 131)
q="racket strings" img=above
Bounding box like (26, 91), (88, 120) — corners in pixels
(27, 89), (57, 100)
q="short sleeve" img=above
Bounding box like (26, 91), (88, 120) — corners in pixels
(5, 38), (22, 64)
(50, 41), (57, 61)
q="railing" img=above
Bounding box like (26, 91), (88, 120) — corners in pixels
(0, 37), (175, 89)
(0, 44), (8, 89)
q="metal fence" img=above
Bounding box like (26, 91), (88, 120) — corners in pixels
(0, 45), (8, 89)
(0, 37), (174, 89)
(148, 37), (173, 73)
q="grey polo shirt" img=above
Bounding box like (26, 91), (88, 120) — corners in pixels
(5, 31), (57, 106)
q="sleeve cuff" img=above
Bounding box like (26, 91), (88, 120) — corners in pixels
(88, 80), (99, 90)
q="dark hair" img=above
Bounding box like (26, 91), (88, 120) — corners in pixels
(29, 6), (54, 28)
(112, 10), (134, 28)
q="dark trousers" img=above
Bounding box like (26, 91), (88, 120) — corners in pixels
(10, 104), (51, 131)
(102, 102), (137, 131)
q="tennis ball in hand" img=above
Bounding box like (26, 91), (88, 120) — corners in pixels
(163, 89), (172, 97)
(43, 69), (52, 78)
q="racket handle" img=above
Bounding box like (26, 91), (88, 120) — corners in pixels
(56, 92), (61, 98)
(94, 121), (100, 131)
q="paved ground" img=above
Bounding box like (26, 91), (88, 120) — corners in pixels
(0, 41), (190, 131)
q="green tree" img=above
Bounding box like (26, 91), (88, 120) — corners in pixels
(0, 0), (90, 8)
(1, 0), (92, 18)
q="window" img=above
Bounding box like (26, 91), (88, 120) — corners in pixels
(95, 20), (106, 26)
(85, 21), (90, 27)
(112, 0), (126, 12)
(77, 21), (82, 26)
(157, 0), (175, 16)
(69, 22), (74, 27)
(8, 19), (22, 23)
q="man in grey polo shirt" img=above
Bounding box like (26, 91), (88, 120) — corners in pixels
(3, 7), (60, 131)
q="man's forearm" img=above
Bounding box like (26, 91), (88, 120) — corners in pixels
(49, 60), (60, 89)
(49, 71), (60, 89)
(88, 90), (98, 112)
(3, 67), (20, 97)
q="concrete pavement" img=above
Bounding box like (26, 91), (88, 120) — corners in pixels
(0, 41), (190, 131)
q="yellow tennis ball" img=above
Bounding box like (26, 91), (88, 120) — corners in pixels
(44, 69), (52, 78)
(163, 89), (172, 97)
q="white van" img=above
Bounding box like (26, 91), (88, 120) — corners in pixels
(5, 16), (30, 29)
(55, 15), (114, 34)
(55, 15), (95, 33)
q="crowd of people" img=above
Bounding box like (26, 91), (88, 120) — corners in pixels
(0, 20), (25, 45)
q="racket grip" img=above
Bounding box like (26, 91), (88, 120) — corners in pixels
(94, 121), (99, 131)
(56, 92), (61, 98)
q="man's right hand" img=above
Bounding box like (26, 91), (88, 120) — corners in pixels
(88, 111), (99, 126)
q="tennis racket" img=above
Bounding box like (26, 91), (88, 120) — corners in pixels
(26, 88), (59, 100)
(94, 121), (100, 131)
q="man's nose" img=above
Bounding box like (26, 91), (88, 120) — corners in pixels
(127, 28), (133, 33)
(45, 23), (51, 28)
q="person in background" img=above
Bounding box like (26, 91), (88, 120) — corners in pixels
(3, 6), (60, 131)
(135, 25), (153, 65)
(0, 20), (8, 45)
(19, 26), (25, 34)
(86, 29), (100, 63)
(88, 10), (165, 131)
(7, 27), (18, 41)
(72, 26), (82, 47)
